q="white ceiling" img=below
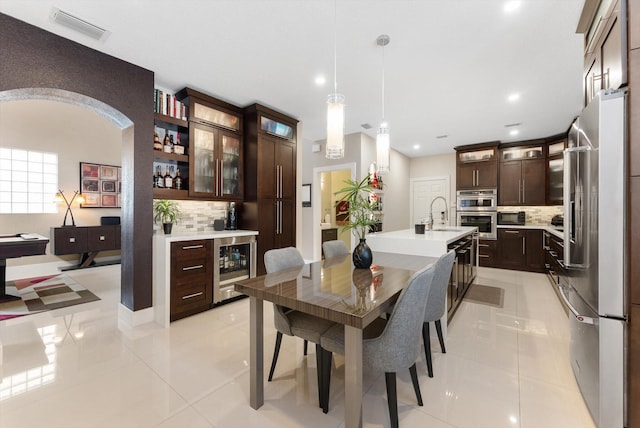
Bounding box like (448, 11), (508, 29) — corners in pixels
(0, 0), (586, 157)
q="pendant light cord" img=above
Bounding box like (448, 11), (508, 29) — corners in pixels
(333, 0), (337, 95)
(381, 42), (385, 121)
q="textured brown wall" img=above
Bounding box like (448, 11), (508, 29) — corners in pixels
(0, 13), (154, 311)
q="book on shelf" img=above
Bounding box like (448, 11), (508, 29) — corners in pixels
(154, 89), (187, 121)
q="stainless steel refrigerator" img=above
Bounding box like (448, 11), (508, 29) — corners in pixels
(562, 89), (627, 427)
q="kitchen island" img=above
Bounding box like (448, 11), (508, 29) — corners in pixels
(367, 226), (479, 322)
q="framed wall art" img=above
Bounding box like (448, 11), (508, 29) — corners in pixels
(80, 162), (122, 208)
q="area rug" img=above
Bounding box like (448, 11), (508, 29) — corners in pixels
(0, 274), (100, 321)
(464, 283), (504, 308)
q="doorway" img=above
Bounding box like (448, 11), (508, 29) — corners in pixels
(409, 176), (451, 227)
(312, 163), (356, 261)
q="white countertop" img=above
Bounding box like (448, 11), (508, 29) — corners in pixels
(153, 229), (258, 243)
(366, 226), (477, 257)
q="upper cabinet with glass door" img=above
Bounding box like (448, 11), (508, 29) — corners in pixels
(176, 87), (243, 200)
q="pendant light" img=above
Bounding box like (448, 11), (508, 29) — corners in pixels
(326, 0), (345, 159)
(376, 34), (390, 172)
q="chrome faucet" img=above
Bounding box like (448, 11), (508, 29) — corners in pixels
(426, 196), (449, 230)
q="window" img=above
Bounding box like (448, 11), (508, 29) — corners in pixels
(0, 147), (58, 214)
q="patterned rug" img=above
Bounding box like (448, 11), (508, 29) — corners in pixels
(0, 274), (100, 321)
(464, 283), (505, 308)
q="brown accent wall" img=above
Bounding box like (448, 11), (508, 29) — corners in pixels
(0, 13), (154, 311)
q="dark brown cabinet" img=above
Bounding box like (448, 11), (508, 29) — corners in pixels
(497, 228), (544, 272)
(581, 0), (627, 106)
(52, 225), (121, 268)
(499, 144), (546, 206)
(242, 104), (298, 275)
(321, 228), (338, 258)
(478, 239), (497, 267)
(455, 142), (499, 190)
(176, 87), (243, 201)
(170, 240), (213, 321)
(447, 234), (477, 319)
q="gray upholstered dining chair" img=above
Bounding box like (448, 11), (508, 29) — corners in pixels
(422, 250), (456, 378)
(263, 247), (336, 395)
(322, 239), (349, 259)
(318, 263), (436, 427)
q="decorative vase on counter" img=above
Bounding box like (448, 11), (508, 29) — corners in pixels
(353, 238), (373, 269)
(163, 222), (173, 234)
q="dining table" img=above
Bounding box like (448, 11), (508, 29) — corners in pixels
(233, 250), (438, 428)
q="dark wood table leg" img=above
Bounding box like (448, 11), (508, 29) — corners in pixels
(0, 258), (21, 303)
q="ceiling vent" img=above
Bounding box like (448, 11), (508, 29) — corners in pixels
(504, 122), (522, 128)
(361, 123), (373, 130)
(50, 8), (110, 41)
(436, 134), (449, 139)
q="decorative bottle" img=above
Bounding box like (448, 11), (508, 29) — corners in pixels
(153, 132), (162, 151)
(164, 166), (173, 189)
(155, 165), (164, 188)
(163, 131), (172, 153)
(174, 168), (182, 190)
(173, 133), (184, 155)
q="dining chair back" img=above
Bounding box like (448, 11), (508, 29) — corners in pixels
(322, 240), (349, 259)
(422, 250), (455, 377)
(319, 263), (436, 427)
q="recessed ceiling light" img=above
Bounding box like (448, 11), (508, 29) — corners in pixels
(510, 129), (519, 136)
(504, 1), (521, 13)
(413, 144), (420, 150)
(507, 93), (520, 102)
(314, 76), (326, 86)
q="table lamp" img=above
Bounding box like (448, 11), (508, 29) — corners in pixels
(54, 190), (85, 227)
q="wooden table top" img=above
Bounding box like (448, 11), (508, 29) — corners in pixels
(0, 234), (49, 259)
(234, 251), (438, 329)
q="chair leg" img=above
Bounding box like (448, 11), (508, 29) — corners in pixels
(435, 319), (446, 353)
(409, 363), (424, 406)
(304, 339), (308, 356)
(320, 348), (332, 413)
(268, 332), (283, 382)
(384, 372), (399, 428)
(315, 344), (324, 409)
(422, 322), (433, 378)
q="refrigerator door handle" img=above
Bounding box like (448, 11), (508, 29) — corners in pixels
(558, 284), (598, 325)
(563, 146), (590, 268)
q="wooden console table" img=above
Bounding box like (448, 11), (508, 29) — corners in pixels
(0, 234), (49, 303)
(51, 225), (121, 269)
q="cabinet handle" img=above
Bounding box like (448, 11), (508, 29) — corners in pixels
(504, 230), (520, 234)
(478, 243), (489, 248)
(182, 292), (204, 300)
(475, 169), (479, 186)
(99, 235), (106, 241)
(479, 254), (489, 258)
(522, 236), (526, 255)
(69, 237), (76, 243)
(219, 159), (224, 196)
(522, 180), (525, 203)
(278, 201), (283, 234)
(183, 264), (204, 271)
(182, 245), (204, 250)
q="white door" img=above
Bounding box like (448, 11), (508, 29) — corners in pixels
(410, 176), (450, 227)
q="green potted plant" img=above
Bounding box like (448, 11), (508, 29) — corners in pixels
(334, 175), (377, 268)
(153, 199), (180, 234)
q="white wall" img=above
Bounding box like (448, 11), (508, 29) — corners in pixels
(0, 99), (122, 267)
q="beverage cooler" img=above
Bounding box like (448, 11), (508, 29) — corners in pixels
(213, 235), (256, 305)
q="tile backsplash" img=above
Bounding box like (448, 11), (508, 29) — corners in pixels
(498, 206), (563, 225)
(154, 200), (229, 234)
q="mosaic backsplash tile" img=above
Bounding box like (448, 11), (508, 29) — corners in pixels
(153, 200), (229, 234)
(497, 205), (563, 225)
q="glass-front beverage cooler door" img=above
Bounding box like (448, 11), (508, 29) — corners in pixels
(213, 235), (257, 304)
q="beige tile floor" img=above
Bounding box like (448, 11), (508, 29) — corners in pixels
(0, 265), (596, 428)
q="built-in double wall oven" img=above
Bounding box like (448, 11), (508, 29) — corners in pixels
(456, 189), (497, 240)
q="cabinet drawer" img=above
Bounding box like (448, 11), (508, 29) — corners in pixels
(171, 240), (211, 261)
(170, 276), (211, 320)
(478, 239), (497, 267)
(53, 227), (88, 255)
(87, 226), (117, 251)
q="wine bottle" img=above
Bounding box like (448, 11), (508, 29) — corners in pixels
(174, 133), (184, 155)
(164, 166), (173, 189)
(174, 168), (183, 190)
(163, 131), (172, 153)
(153, 132), (162, 151)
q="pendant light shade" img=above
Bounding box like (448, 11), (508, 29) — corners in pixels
(376, 34), (390, 172)
(326, 0), (345, 159)
(376, 121), (390, 172)
(326, 93), (345, 159)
